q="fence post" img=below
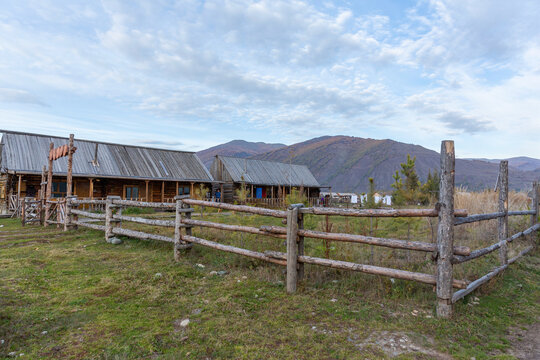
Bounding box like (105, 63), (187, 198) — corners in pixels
(298, 206), (305, 281)
(436, 140), (455, 318)
(286, 204), (301, 293)
(498, 161), (509, 265)
(531, 181), (539, 227)
(174, 195), (193, 261)
(64, 195), (77, 231)
(105, 196), (120, 243)
(21, 197), (26, 226)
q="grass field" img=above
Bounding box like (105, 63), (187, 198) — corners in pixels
(1, 197), (539, 359)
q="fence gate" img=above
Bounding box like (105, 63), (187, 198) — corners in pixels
(45, 199), (66, 227)
(21, 197), (42, 226)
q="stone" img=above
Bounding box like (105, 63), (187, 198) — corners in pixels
(196, 263), (205, 268)
(41, 330), (48, 335)
(154, 273), (162, 278)
(180, 319), (190, 327)
(110, 237), (122, 245)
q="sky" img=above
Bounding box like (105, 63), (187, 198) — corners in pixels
(0, 0), (539, 158)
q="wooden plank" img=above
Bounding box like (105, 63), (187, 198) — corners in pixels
(182, 234), (286, 266)
(300, 207), (468, 218)
(436, 140), (455, 318)
(72, 199), (107, 205)
(454, 212), (505, 225)
(264, 251), (468, 289)
(452, 264), (508, 303)
(66, 134), (74, 197)
(44, 142), (54, 227)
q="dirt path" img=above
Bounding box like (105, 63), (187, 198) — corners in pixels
(507, 318), (540, 359)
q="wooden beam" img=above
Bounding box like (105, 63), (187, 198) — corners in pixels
(44, 142), (54, 227)
(436, 140), (455, 318)
(175, 181), (178, 196)
(182, 198), (287, 218)
(161, 181), (165, 203)
(17, 174), (21, 200)
(89, 178), (94, 199)
(145, 180), (149, 202)
(190, 182), (194, 197)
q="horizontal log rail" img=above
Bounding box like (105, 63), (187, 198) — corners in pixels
(181, 218), (286, 239)
(182, 235), (287, 266)
(264, 251), (468, 289)
(182, 198), (288, 218)
(299, 207), (468, 218)
(112, 214), (176, 227)
(71, 209), (106, 220)
(260, 225), (471, 256)
(454, 210), (536, 225)
(453, 223), (540, 264)
(111, 227), (174, 243)
(111, 199), (176, 209)
(452, 245), (535, 303)
(73, 221), (106, 231)
(72, 199), (106, 205)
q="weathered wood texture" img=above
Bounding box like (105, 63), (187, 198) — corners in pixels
(44, 142), (54, 227)
(72, 199), (107, 205)
(113, 214), (175, 227)
(436, 140), (455, 318)
(66, 134), (74, 198)
(111, 199), (176, 209)
(260, 225), (470, 255)
(300, 207), (467, 218)
(183, 234), (286, 266)
(73, 221), (106, 231)
(532, 181), (539, 227)
(112, 227), (174, 243)
(498, 161), (509, 265)
(452, 223), (540, 264)
(286, 206), (300, 294)
(182, 218), (285, 239)
(70, 209), (106, 219)
(182, 198), (288, 218)
(264, 251), (467, 289)
(452, 245), (535, 303)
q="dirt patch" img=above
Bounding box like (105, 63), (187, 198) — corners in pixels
(349, 331), (452, 359)
(507, 318), (540, 360)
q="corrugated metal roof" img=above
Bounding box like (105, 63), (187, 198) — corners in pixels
(216, 155), (320, 187)
(0, 131), (213, 182)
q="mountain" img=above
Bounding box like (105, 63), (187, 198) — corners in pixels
(251, 136), (539, 193)
(197, 140), (286, 168)
(472, 157), (540, 172)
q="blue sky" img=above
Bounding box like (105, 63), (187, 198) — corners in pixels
(0, 0), (539, 158)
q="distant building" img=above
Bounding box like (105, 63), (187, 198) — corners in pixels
(0, 131), (213, 214)
(210, 155), (320, 203)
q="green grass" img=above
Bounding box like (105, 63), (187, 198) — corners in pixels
(0, 217), (539, 359)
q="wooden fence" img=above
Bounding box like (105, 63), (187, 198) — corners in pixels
(23, 140), (538, 318)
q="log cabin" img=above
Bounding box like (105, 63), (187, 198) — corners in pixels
(210, 155), (321, 205)
(0, 131), (214, 214)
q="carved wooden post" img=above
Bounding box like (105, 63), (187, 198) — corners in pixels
(40, 165), (46, 225)
(66, 134), (74, 197)
(105, 196), (120, 242)
(531, 181), (539, 227)
(436, 140), (455, 318)
(174, 195), (192, 260)
(45, 142), (54, 227)
(498, 161), (509, 265)
(286, 204), (301, 293)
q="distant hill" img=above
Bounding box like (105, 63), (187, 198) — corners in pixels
(470, 157), (540, 172)
(250, 136), (539, 192)
(197, 140), (285, 168)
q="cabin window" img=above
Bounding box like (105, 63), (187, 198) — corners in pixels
(125, 186), (139, 200)
(52, 182), (67, 198)
(178, 186), (190, 195)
